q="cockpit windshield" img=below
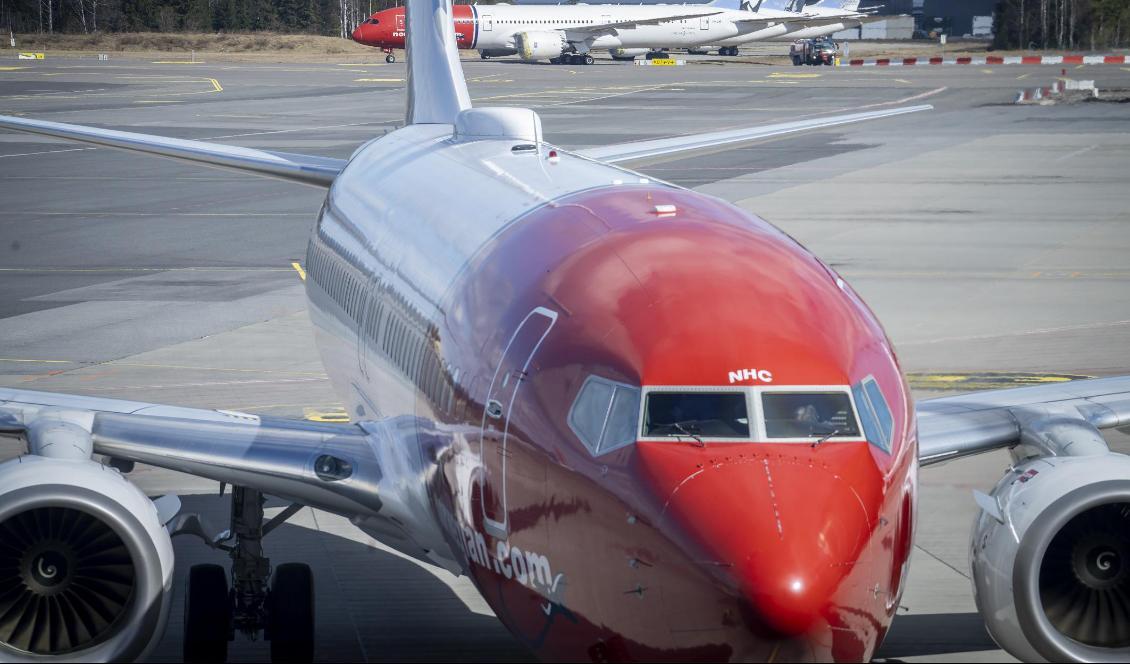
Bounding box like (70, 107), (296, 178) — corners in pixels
(761, 392), (860, 439)
(643, 392), (750, 438)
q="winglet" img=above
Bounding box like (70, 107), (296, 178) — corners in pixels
(406, 0), (472, 125)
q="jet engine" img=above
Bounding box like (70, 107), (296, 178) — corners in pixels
(971, 452), (1130, 662)
(514, 31), (567, 61)
(0, 417), (175, 662)
(611, 48), (649, 61)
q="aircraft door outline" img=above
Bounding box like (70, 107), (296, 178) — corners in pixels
(482, 14), (493, 31)
(478, 306), (557, 539)
(700, 16), (710, 30)
(395, 13), (405, 32)
(357, 274), (382, 382)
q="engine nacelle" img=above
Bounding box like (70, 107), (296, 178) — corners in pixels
(971, 453), (1130, 662)
(0, 455), (175, 662)
(610, 48), (649, 61)
(514, 31), (567, 61)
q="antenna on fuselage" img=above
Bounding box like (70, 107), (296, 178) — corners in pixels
(406, 0), (472, 125)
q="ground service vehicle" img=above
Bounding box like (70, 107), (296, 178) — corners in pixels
(791, 37), (838, 65)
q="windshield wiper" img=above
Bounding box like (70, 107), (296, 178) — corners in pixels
(812, 428), (840, 448)
(670, 421), (705, 447)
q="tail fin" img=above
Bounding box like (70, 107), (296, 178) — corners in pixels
(406, 0), (471, 125)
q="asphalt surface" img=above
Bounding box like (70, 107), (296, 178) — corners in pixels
(2, 51), (1130, 662)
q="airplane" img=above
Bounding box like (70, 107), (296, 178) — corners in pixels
(705, 0), (882, 55)
(0, 1), (1128, 663)
(349, 0), (813, 64)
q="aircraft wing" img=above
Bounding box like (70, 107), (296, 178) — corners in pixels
(575, 104), (932, 164)
(0, 387), (372, 511)
(916, 376), (1130, 466)
(568, 10), (736, 34)
(0, 115), (346, 188)
(734, 11), (821, 24)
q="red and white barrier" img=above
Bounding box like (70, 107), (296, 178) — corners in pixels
(841, 54), (1128, 67)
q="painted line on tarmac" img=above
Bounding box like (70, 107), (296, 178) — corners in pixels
(907, 372), (1092, 391)
(0, 357), (72, 364)
(304, 406), (350, 423)
(768, 72), (821, 79)
(354, 78), (404, 83)
(291, 262), (307, 281)
(0, 266), (292, 273)
(901, 319), (1130, 346)
(96, 377), (329, 391)
(1, 211), (308, 217)
(0, 147), (92, 159)
(0, 357), (327, 376)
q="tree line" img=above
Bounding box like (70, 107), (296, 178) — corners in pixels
(993, 0), (1130, 49)
(4, 0), (1129, 49)
(0, 0), (413, 38)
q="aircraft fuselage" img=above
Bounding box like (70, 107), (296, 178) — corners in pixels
(303, 123), (918, 661)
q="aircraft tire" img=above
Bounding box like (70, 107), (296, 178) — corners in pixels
(385, 54), (395, 63)
(184, 564), (231, 664)
(584, 54), (594, 65)
(268, 563), (315, 664)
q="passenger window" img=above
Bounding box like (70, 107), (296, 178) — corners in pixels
(761, 392), (859, 439)
(568, 376), (642, 455)
(644, 392), (749, 438)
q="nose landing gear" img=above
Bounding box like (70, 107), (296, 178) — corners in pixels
(382, 47), (396, 63)
(177, 486), (313, 663)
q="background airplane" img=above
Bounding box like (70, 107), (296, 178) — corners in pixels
(350, 0), (806, 63)
(0, 1), (1128, 664)
(701, 0), (882, 55)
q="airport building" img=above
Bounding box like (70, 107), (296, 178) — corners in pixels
(858, 0), (997, 38)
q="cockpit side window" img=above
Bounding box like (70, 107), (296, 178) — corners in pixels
(568, 376), (641, 456)
(761, 392), (860, 439)
(852, 377), (893, 452)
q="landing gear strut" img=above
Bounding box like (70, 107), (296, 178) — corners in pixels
(383, 47), (396, 63)
(177, 486), (312, 663)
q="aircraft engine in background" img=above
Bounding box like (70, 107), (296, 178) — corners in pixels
(515, 31), (568, 61)
(972, 449), (1130, 662)
(0, 414), (175, 662)
(611, 48), (649, 61)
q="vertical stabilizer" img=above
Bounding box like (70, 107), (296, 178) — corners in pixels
(406, 0), (472, 125)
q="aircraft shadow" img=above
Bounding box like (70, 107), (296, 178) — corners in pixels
(147, 494), (534, 663)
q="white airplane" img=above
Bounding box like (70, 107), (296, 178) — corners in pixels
(707, 0), (880, 53)
(0, 2), (1128, 663)
(351, 0), (820, 63)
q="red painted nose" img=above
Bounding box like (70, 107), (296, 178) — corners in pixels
(640, 444), (875, 636)
(351, 25), (367, 44)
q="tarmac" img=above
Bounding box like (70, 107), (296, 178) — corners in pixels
(1, 51), (1130, 662)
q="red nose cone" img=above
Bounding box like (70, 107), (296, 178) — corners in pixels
(639, 443), (879, 636)
(351, 25), (366, 43)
